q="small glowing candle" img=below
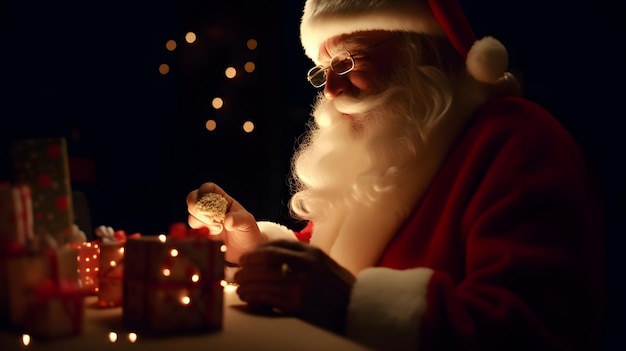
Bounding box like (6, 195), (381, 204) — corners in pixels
(223, 283), (238, 293)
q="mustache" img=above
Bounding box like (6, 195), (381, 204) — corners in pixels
(328, 86), (401, 115)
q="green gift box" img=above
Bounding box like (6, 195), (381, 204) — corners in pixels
(11, 137), (75, 246)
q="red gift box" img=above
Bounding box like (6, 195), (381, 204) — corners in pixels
(4, 245), (79, 330)
(0, 183), (35, 325)
(94, 229), (140, 308)
(69, 240), (100, 295)
(123, 228), (224, 334)
(98, 241), (125, 308)
(23, 249), (85, 339)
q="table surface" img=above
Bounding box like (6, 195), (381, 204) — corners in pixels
(0, 286), (373, 351)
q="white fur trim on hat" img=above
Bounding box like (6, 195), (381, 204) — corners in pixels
(300, 0), (443, 62)
(345, 267), (434, 351)
(257, 221), (296, 241)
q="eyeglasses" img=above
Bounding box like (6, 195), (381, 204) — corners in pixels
(306, 51), (355, 88)
(305, 34), (399, 88)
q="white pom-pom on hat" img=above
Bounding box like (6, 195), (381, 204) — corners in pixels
(466, 36), (509, 84)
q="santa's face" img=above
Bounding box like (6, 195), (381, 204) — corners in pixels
(314, 30), (401, 101)
(290, 31), (456, 225)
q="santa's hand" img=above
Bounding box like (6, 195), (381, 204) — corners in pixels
(187, 182), (264, 264)
(234, 239), (356, 334)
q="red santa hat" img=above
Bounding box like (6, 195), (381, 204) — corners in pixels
(300, 0), (509, 84)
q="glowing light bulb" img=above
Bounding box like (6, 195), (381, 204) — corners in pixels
(181, 296), (191, 305)
(170, 249), (179, 257)
(191, 274), (200, 282)
(108, 332), (118, 342)
(128, 333), (138, 343)
(22, 334), (31, 346)
(158, 235), (166, 243)
(163, 268), (171, 277)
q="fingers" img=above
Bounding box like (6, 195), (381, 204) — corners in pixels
(188, 214), (224, 234)
(237, 282), (303, 314)
(238, 240), (309, 267)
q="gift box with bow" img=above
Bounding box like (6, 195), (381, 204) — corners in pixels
(3, 241), (81, 334)
(22, 247), (85, 338)
(10, 137), (75, 246)
(0, 182), (35, 326)
(123, 223), (224, 334)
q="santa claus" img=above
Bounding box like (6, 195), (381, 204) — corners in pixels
(187, 0), (607, 350)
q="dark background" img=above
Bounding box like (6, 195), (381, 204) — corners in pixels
(1, 1), (624, 349)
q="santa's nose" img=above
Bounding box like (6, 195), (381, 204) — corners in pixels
(323, 70), (350, 99)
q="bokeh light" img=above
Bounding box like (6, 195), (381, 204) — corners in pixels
(242, 121), (255, 133)
(205, 120), (217, 131)
(185, 31), (197, 43)
(247, 39), (257, 50)
(165, 40), (177, 51)
(212, 97), (224, 109)
(225, 67), (237, 79)
(244, 62), (255, 73)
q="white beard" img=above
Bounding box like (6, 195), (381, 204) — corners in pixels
(290, 68), (481, 274)
(290, 86), (429, 273)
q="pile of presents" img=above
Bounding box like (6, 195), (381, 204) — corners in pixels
(0, 138), (224, 341)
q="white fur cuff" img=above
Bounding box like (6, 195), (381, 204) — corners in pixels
(345, 267), (434, 351)
(257, 221), (296, 241)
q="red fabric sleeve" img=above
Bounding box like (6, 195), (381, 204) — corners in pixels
(379, 97), (606, 350)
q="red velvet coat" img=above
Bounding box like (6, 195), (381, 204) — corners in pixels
(297, 96), (607, 350)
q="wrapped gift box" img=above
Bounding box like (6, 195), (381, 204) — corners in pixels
(0, 183), (34, 246)
(24, 281), (84, 339)
(5, 245), (80, 329)
(69, 240), (100, 295)
(98, 242), (125, 308)
(10, 137), (75, 246)
(0, 183), (35, 326)
(123, 233), (224, 334)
